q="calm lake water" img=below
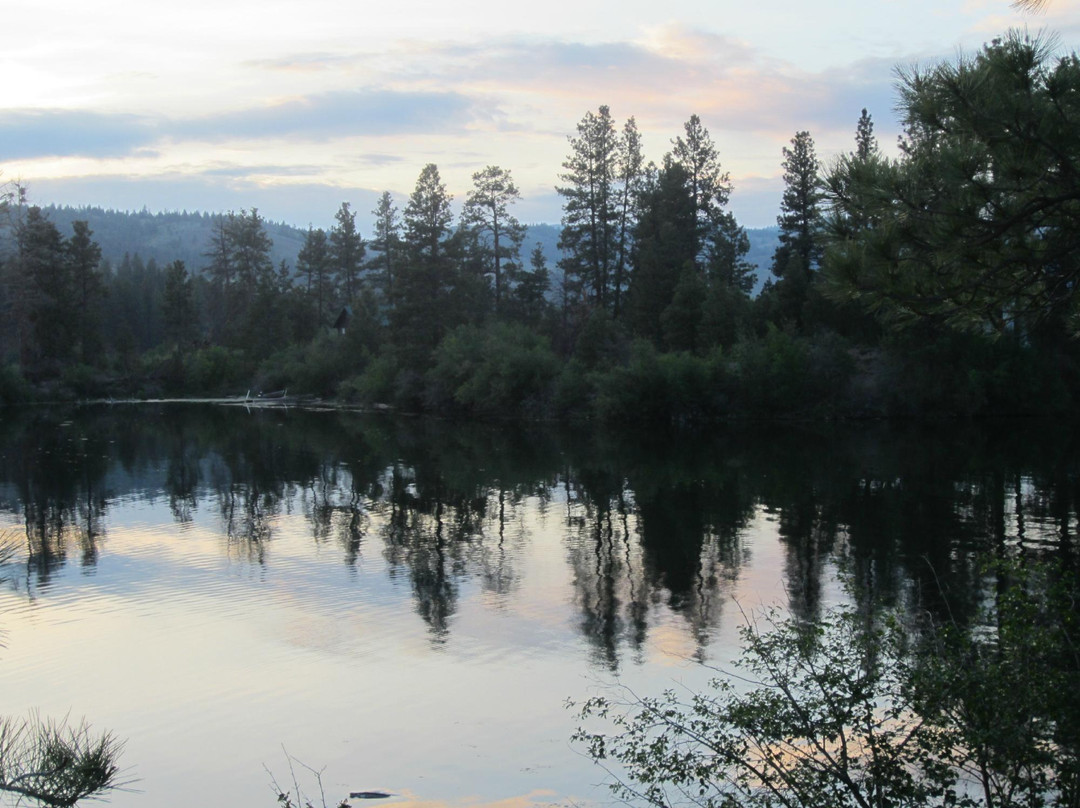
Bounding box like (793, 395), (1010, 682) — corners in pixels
(0, 405), (1075, 808)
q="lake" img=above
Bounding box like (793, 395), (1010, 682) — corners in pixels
(0, 404), (1075, 808)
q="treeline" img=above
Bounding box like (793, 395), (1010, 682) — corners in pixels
(1, 31), (1077, 421)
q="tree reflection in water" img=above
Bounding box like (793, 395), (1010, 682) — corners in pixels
(0, 406), (1075, 663)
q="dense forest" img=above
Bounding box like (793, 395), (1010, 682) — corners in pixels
(0, 31), (1077, 422)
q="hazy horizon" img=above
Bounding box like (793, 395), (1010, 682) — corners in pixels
(4, 0), (1077, 232)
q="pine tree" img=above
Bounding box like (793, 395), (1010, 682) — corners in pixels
(671, 114), (732, 268)
(202, 214), (235, 344)
(162, 260), (197, 349)
(227, 208), (274, 291)
(509, 242), (551, 328)
(461, 166), (526, 315)
(854, 109), (878, 160)
(770, 131), (822, 327)
(15, 207), (72, 367)
(661, 268), (706, 353)
(707, 212), (756, 295)
(297, 227), (333, 325)
(66, 220), (104, 364)
(627, 159), (698, 345)
(613, 117), (646, 318)
(330, 202), (365, 305)
(395, 164), (456, 361)
(557, 106), (620, 312)
(368, 192), (401, 309)
(823, 33), (1080, 334)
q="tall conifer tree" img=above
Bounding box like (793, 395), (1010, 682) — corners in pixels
(557, 106), (619, 312)
(330, 202), (365, 305)
(461, 166), (525, 315)
(771, 131), (822, 326)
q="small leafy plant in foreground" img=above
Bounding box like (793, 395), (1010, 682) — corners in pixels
(573, 562), (1079, 808)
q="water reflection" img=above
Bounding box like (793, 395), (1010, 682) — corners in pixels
(0, 406), (1076, 663)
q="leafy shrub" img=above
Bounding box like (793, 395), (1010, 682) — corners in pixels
(592, 340), (721, 425)
(726, 327), (854, 417)
(186, 346), (252, 396)
(573, 561), (1080, 808)
(256, 332), (368, 398)
(427, 322), (559, 417)
(340, 353), (400, 405)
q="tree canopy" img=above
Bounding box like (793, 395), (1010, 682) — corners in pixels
(823, 32), (1080, 336)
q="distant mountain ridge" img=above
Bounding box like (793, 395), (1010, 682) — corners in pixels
(41, 205), (307, 273)
(38, 205), (779, 294)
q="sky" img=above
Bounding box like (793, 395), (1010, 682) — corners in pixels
(3, 0), (1078, 231)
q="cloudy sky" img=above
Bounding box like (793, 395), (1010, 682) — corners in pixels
(3, 0), (1077, 230)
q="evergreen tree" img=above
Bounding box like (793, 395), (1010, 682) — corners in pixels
(557, 105), (620, 312)
(671, 114), (732, 268)
(627, 160), (698, 345)
(461, 165), (525, 315)
(330, 202), (365, 305)
(297, 227), (334, 325)
(613, 117), (646, 318)
(368, 191), (401, 309)
(661, 268), (706, 353)
(509, 242), (551, 328)
(226, 208), (274, 292)
(12, 207), (70, 367)
(707, 211), (756, 295)
(825, 32), (1080, 334)
(162, 260), (197, 349)
(395, 164), (456, 361)
(770, 130), (822, 327)
(854, 108), (878, 160)
(67, 220), (105, 364)
(202, 213), (235, 344)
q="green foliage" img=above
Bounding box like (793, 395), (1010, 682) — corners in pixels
(700, 282), (751, 350)
(297, 227), (335, 325)
(557, 106), (621, 312)
(573, 561), (1079, 808)
(5, 76), (1079, 418)
(186, 346), (252, 395)
(256, 336), (353, 398)
(661, 269), (706, 353)
(367, 191), (402, 308)
(876, 328), (1073, 416)
(161, 259), (198, 349)
(627, 160), (698, 344)
(671, 114), (732, 267)
(59, 364), (112, 400)
(574, 307), (629, 370)
(574, 606), (934, 808)
(0, 713), (123, 808)
(911, 562), (1080, 808)
(393, 164), (458, 363)
(591, 341), (720, 425)
(66, 221), (105, 365)
(426, 322), (559, 417)
(461, 166), (526, 315)
(339, 352), (402, 405)
(727, 327), (853, 417)
(824, 32), (1080, 335)
(330, 202), (365, 304)
(551, 358), (595, 421)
